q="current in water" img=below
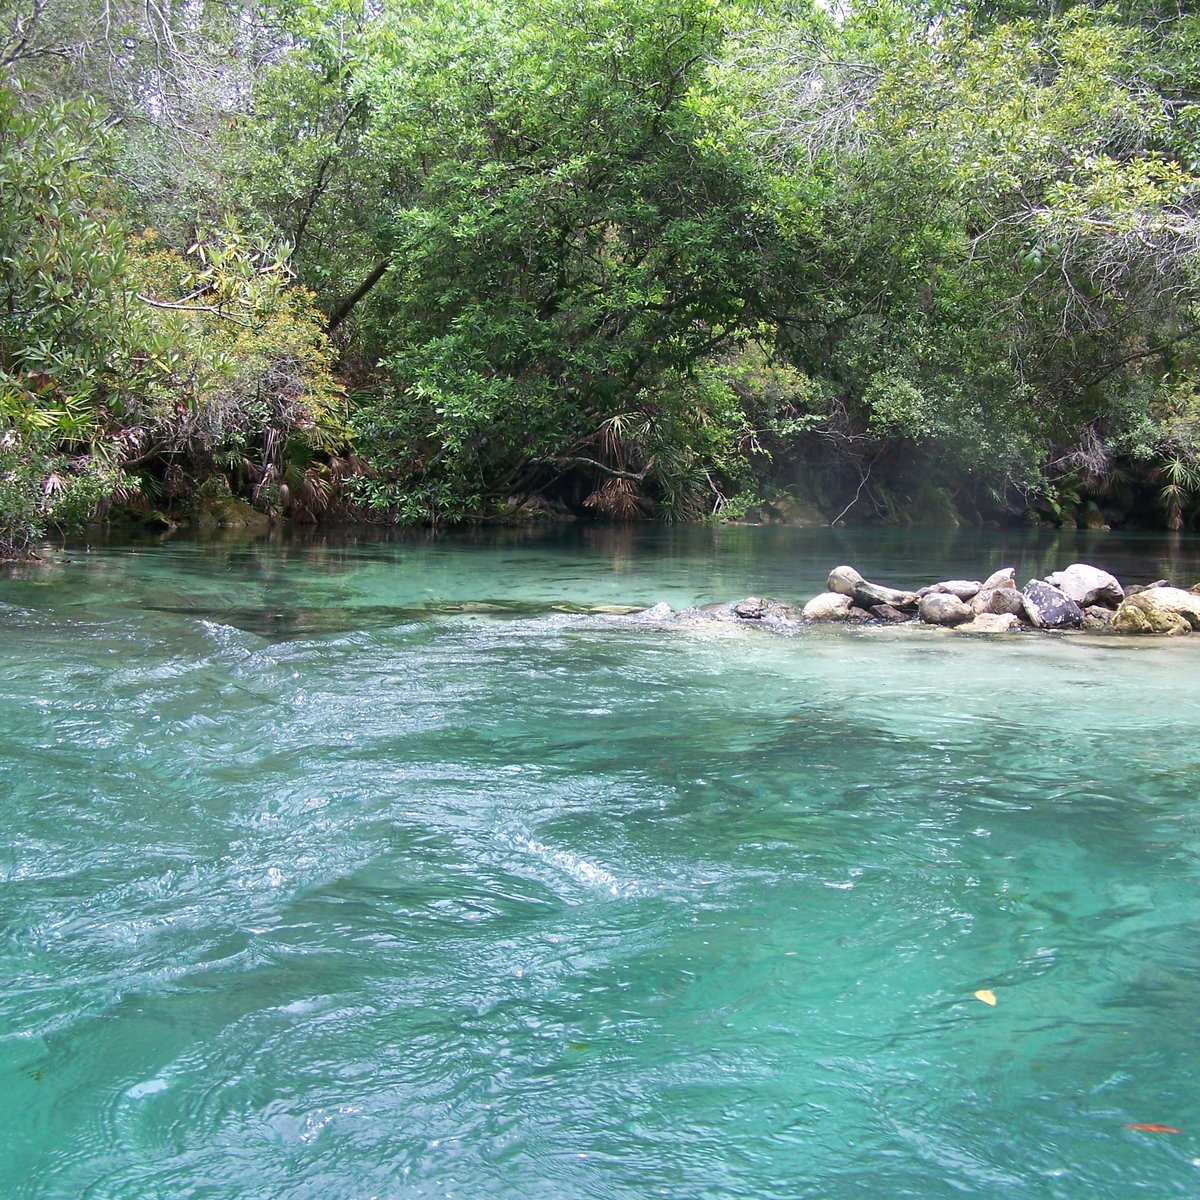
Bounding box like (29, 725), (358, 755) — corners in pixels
(2, 524), (1199, 1198)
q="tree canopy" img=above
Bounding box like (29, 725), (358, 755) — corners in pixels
(3, 0), (1200, 551)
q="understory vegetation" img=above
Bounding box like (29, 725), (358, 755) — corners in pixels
(3, 0), (1200, 552)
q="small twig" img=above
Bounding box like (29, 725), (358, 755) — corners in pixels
(831, 450), (881, 525)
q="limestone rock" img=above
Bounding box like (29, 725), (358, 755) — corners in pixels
(1113, 586), (1200, 634)
(1045, 563), (1124, 608)
(853, 580), (919, 609)
(955, 613), (1023, 634)
(980, 567), (1017, 591)
(192, 495), (270, 531)
(827, 566), (864, 597)
(802, 593), (854, 621)
(970, 586), (1025, 617)
(918, 592), (973, 626)
(930, 579), (982, 601)
(759, 496), (827, 526)
(1021, 580), (1083, 629)
(1112, 598), (1189, 635)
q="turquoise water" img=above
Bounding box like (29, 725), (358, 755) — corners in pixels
(3, 525), (1200, 1199)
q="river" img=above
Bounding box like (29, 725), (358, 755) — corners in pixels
(2, 524), (1199, 1198)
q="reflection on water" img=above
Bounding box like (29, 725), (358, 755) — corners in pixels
(2, 527), (1200, 1199)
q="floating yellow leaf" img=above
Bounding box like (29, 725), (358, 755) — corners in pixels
(974, 989), (997, 1006)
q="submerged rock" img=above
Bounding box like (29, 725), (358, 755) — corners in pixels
(640, 602), (675, 621)
(1021, 580), (1083, 629)
(1045, 563), (1124, 608)
(955, 613), (1024, 634)
(918, 592), (973, 626)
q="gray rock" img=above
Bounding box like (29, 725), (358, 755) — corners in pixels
(802, 593), (854, 621)
(918, 592), (974, 626)
(719, 597), (798, 622)
(869, 603), (909, 623)
(827, 565), (864, 597)
(980, 567), (1017, 591)
(1083, 605), (1115, 629)
(931, 579), (982, 601)
(1045, 563), (1124, 608)
(970, 586), (1026, 617)
(853, 580), (919, 609)
(733, 597), (768, 619)
(955, 613), (1024, 634)
(1021, 580), (1083, 629)
(1125, 579), (1171, 596)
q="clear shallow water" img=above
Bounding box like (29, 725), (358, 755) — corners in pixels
(3, 524), (1200, 1199)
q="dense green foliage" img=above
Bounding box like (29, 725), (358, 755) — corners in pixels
(3, 0), (1200, 547)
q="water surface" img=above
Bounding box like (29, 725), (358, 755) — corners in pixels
(3, 525), (1199, 1198)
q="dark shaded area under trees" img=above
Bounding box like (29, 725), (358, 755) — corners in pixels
(3, 0), (1200, 556)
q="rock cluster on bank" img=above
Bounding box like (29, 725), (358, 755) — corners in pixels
(792, 563), (1200, 634)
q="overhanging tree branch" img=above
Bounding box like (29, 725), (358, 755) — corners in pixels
(325, 258), (391, 333)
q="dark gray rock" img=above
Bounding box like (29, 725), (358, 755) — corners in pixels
(1021, 580), (1083, 629)
(869, 603), (909, 623)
